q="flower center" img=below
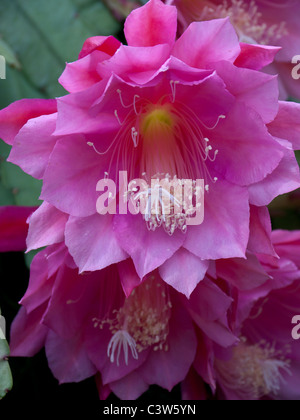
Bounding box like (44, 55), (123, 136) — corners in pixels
(215, 338), (292, 399)
(189, 0), (288, 44)
(141, 105), (175, 138)
(94, 276), (172, 366)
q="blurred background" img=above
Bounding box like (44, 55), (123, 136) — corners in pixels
(0, 0), (299, 408)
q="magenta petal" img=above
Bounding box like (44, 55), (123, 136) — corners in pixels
(27, 202), (68, 252)
(20, 249), (55, 313)
(173, 18), (240, 69)
(124, 0), (177, 48)
(0, 98), (56, 145)
(117, 259), (142, 298)
(65, 215), (128, 273)
(211, 102), (284, 186)
(0, 206), (36, 252)
(214, 61), (279, 124)
(8, 113), (58, 179)
(78, 36), (121, 59)
(234, 43), (281, 71)
(249, 148), (300, 206)
(268, 101), (300, 150)
(140, 294), (197, 391)
(100, 44), (171, 85)
(41, 136), (104, 217)
(43, 267), (102, 339)
(248, 206), (277, 257)
(10, 306), (48, 357)
(45, 330), (97, 384)
(159, 249), (209, 298)
(181, 369), (208, 400)
(59, 51), (109, 93)
(114, 213), (185, 279)
(185, 180), (249, 260)
(216, 254), (270, 291)
(109, 370), (149, 400)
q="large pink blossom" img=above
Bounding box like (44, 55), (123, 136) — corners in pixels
(167, 0), (300, 99)
(183, 230), (300, 400)
(0, 0), (300, 298)
(9, 242), (237, 400)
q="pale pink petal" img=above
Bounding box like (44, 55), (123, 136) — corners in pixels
(124, 0), (177, 48)
(8, 113), (58, 179)
(268, 101), (300, 150)
(27, 202), (68, 252)
(184, 180), (249, 260)
(65, 215), (128, 273)
(172, 18), (240, 68)
(113, 213), (185, 279)
(0, 99), (56, 145)
(159, 248), (209, 298)
(234, 43), (281, 70)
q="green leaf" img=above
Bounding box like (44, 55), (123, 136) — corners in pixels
(0, 140), (42, 206)
(0, 0), (121, 101)
(0, 308), (13, 400)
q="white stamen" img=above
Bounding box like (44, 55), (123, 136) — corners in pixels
(107, 330), (138, 366)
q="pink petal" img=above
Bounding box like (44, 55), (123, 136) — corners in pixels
(159, 248), (209, 298)
(234, 43), (281, 71)
(10, 306), (48, 357)
(65, 215), (128, 273)
(140, 293), (197, 391)
(59, 51), (109, 93)
(41, 135), (105, 217)
(0, 99), (57, 145)
(214, 60), (279, 124)
(78, 36), (121, 59)
(8, 113), (58, 179)
(172, 18), (240, 69)
(216, 253), (270, 291)
(113, 213), (185, 279)
(211, 102), (284, 187)
(268, 101), (300, 150)
(117, 259), (142, 298)
(249, 148), (300, 206)
(26, 202), (68, 252)
(98, 44), (171, 85)
(20, 248), (56, 313)
(45, 330), (97, 384)
(184, 180), (249, 260)
(124, 0), (177, 48)
(43, 266), (101, 339)
(248, 206), (277, 257)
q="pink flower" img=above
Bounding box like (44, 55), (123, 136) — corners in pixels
(9, 243), (236, 400)
(1, 0), (300, 298)
(0, 206), (36, 252)
(184, 230), (300, 400)
(167, 0), (300, 99)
